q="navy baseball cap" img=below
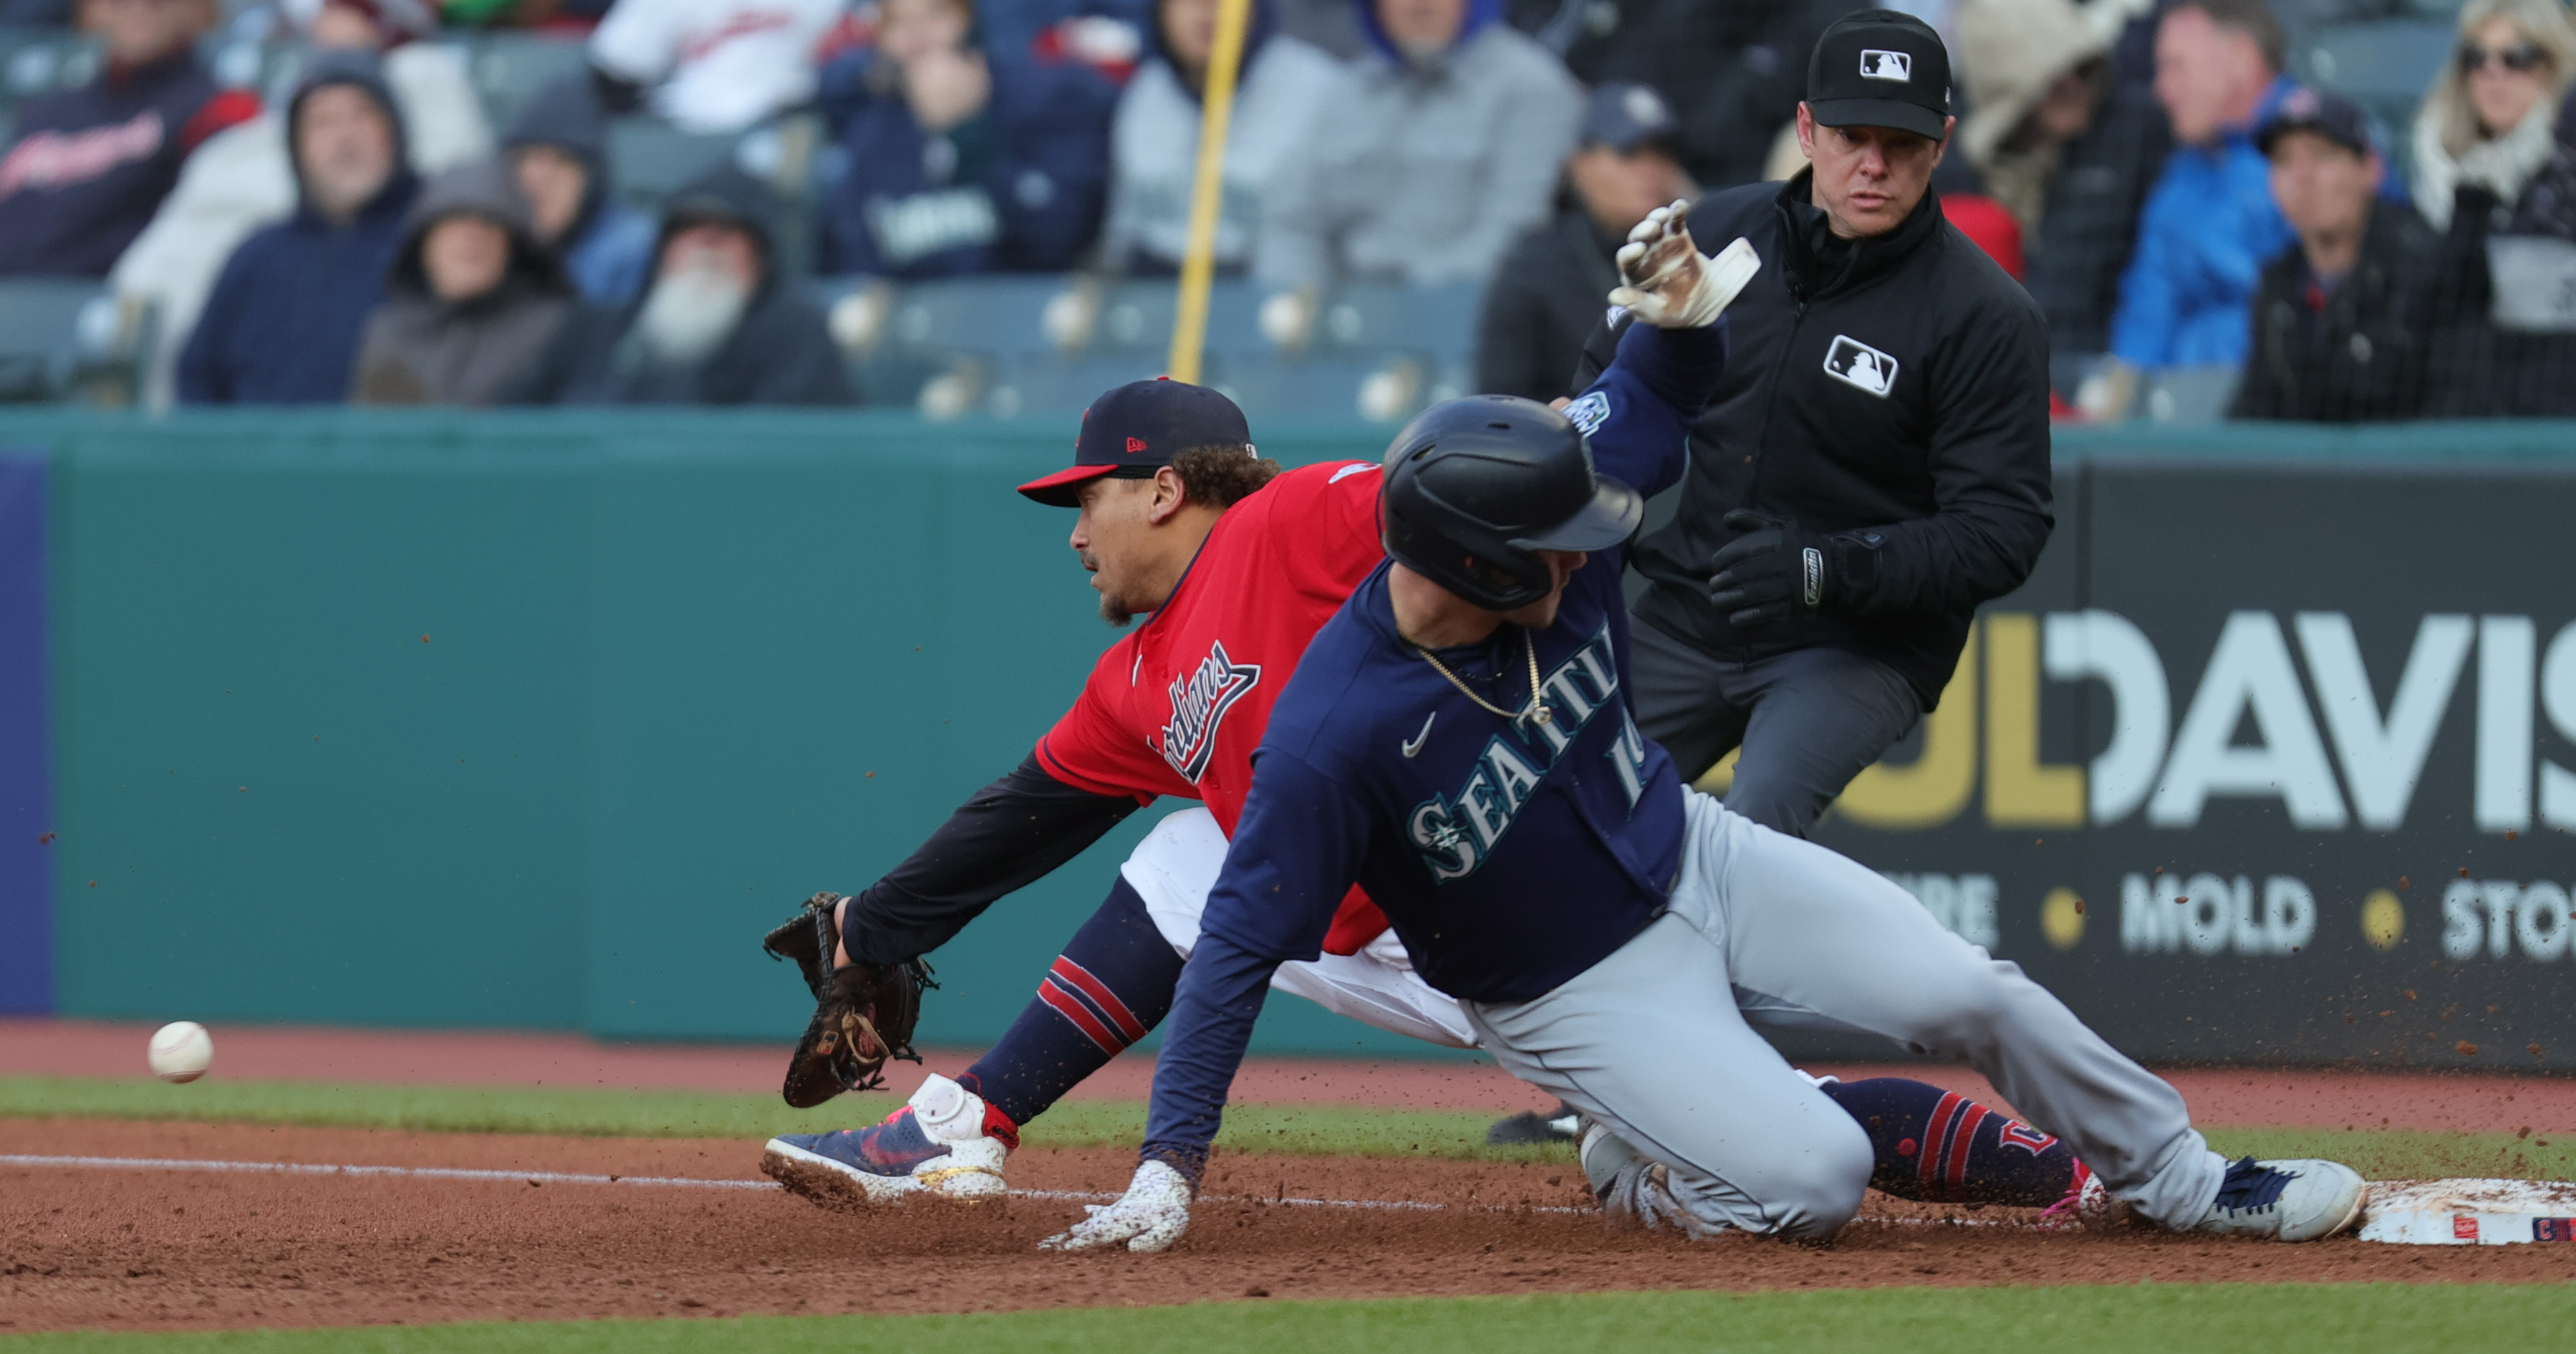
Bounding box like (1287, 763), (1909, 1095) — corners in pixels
(1016, 378), (1253, 506)
(1581, 82), (1679, 155)
(2257, 85), (2377, 158)
(1807, 9), (1952, 141)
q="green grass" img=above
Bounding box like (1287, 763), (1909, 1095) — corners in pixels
(0, 1076), (1568, 1164)
(7, 1285), (2576, 1353)
(6, 1075), (2571, 1179)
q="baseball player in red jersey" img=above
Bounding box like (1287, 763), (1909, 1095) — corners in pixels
(757, 378), (2100, 1225)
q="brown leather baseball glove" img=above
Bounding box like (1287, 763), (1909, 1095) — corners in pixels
(762, 892), (933, 1108)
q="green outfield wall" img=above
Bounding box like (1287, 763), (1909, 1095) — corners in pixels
(6, 410), (2575, 1063)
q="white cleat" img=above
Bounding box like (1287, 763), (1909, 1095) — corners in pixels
(761, 1074), (1010, 1211)
(2193, 1156), (2368, 1242)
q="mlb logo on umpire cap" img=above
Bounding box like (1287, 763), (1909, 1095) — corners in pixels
(1859, 49), (1911, 80)
(1807, 10), (1951, 140)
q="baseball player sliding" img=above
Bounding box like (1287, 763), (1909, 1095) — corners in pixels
(1041, 210), (2368, 1253)
(753, 208), (2103, 1225)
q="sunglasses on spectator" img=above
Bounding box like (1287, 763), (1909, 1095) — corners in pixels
(2457, 42), (2550, 74)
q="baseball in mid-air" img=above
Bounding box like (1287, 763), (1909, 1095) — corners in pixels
(148, 1021), (213, 1083)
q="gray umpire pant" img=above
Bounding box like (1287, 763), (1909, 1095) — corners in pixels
(1629, 618), (1921, 837)
(1462, 792), (2227, 1239)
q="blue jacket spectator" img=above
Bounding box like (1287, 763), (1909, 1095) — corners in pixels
(2111, 0), (2298, 369)
(509, 165), (857, 405)
(2109, 78), (2296, 367)
(0, 0), (256, 277)
(501, 77), (656, 308)
(820, 0), (1119, 277)
(177, 52), (418, 405)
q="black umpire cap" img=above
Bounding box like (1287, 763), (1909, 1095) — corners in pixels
(1807, 9), (1952, 141)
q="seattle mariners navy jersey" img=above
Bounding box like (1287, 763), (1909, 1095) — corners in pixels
(1035, 456), (1392, 953)
(1141, 320), (1727, 1176)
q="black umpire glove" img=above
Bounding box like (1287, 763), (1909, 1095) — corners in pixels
(1707, 510), (1883, 628)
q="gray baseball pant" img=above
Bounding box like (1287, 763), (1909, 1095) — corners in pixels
(1628, 618), (1921, 837)
(1462, 791), (2227, 1238)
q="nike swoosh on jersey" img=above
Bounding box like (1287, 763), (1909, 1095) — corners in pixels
(1401, 711), (1436, 758)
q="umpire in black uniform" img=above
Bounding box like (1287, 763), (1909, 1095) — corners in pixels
(1581, 9), (2053, 837)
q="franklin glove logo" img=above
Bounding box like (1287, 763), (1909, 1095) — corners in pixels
(1802, 548), (1825, 608)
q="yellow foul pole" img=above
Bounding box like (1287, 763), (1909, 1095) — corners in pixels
(1166, 0), (1253, 384)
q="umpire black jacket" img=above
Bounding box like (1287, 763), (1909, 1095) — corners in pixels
(1579, 169), (2054, 709)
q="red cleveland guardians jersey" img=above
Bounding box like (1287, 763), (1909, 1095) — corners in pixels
(1036, 458), (1389, 953)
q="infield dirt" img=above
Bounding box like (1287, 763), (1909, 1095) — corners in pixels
(4, 1118), (2571, 1335)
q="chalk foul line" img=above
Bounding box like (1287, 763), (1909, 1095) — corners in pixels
(0, 1152), (1578, 1215)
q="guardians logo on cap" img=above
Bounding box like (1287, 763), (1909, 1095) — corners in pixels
(1807, 9), (1952, 141)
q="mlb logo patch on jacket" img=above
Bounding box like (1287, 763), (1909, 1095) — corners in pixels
(1823, 335), (1898, 395)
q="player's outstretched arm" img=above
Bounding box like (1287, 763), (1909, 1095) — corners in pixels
(830, 753), (1145, 966)
(1041, 748), (1365, 1253)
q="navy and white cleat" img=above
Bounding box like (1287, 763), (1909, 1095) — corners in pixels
(2192, 1156), (2368, 1242)
(762, 1074), (1009, 1211)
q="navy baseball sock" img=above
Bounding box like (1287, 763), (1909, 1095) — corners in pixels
(1820, 1077), (2085, 1206)
(956, 876), (1182, 1133)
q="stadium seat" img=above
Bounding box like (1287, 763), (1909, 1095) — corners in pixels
(0, 29), (96, 101)
(1313, 282), (1482, 367)
(0, 279), (151, 404)
(1219, 354), (1430, 425)
(883, 275), (1074, 364)
(606, 117), (742, 211)
(1090, 278), (1267, 360)
(2296, 21), (2452, 105)
(983, 352), (1181, 419)
(2145, 365), (2242, 425)
(468, 32), (594, 131)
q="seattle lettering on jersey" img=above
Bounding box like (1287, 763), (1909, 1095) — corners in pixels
(1405, 623), (1653, 881)
(1157, 640), (1261, 783)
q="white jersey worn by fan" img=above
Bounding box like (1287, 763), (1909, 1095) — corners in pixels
(589, 0), (851, 134)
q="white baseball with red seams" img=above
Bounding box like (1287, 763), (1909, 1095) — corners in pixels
(147, 1021), (212, 1083)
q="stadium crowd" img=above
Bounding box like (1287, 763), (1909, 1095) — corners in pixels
(0, 0), (2570, 420)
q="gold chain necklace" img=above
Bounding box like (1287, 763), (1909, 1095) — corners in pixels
(1414, 630), (1553, 727)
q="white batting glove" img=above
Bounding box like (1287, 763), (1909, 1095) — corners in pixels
(1038, 1160), (1193, 1254)
(1608, 200), (1761, 330)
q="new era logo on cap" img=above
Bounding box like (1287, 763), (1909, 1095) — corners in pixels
(1860, 49), (1911, 80)
(1127, 436), (1148, 453)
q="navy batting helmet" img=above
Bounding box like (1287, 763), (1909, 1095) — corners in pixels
(1379, 395), (1644, 612)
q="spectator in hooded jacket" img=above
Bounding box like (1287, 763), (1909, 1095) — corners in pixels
(1255, 0), (1581, 292)
(2107, 0), (2297, 370)
(111, 0), (491, 407)
(503, 76), (657, 308)
(1473, 82), (1693, 401)
(819, 0), (1117, 277)
(511, 165), (857, 404)
(2230, 87), (2443, 423)
(176, 52), (420, 404)
(351, 160), (575, 405)
(1954, 0), (2169, 358)
(0, 0), (256, 277)
(1100, 0), (1337, 273)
